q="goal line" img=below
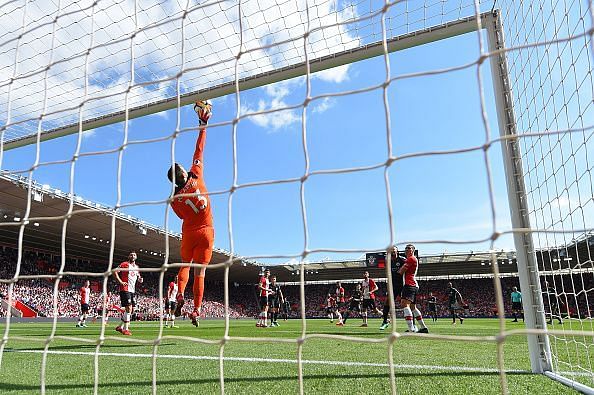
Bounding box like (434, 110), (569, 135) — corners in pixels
(5, 348), (530, 374)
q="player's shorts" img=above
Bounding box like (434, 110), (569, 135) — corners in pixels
(449, 302), (460, 311)
(348, 301), (361, 312)
(181, 226), (215, 264)
(259, 296), (269, 309)
(269, 298), (280, 309)
(325, 307), (335, 314)
(81, 303), (89, 314)
(401, 285), (419, 303)
(512, 302), (522, 311)
(167, 301), (177, 312)
(428, 304), (436, 312)
(120, 291), (136, 308)
(362, 298), (376, 310)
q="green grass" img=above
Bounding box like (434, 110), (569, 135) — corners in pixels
(0, 318), (580, 394)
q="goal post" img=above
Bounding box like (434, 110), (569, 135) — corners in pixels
(484, 10), (553, 375)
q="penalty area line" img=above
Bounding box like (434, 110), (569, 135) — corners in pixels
(4, 349), (529, 374)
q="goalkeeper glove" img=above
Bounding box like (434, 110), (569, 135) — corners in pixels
(194, 100), (212, 126)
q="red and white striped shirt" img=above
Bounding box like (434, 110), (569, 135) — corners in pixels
(80, 286), (90, 304)
(403, 256), (418, 287)
(335, 287), (345, 303)
(167, 281), (178, 302)
(361, 278), (377, 299)
(118, 261), (140, 293)
(259, 276), (270, 297)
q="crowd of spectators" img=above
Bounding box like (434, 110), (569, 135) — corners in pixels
(1, 247), (593, 321)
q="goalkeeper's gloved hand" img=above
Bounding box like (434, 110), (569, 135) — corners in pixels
(194, 100), (212, 126)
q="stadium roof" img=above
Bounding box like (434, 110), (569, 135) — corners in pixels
(0, 172), (261, 281)
(274, 251), (521, 283)
(2, 172), (591, 284)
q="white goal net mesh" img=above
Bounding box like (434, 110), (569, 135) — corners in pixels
(0, 0), (593, 394)
(499, 0), (594, 388)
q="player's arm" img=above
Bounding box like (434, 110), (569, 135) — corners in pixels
(397, 263), (408, 275)
(258, 279), (269, 293)
(170, 200), (184, 219)
(193, 127), (207, 166)
(192, 100), (212, 168)
(113, 266), (126, 287)
(370, 280), (378, 295)
(279, 288), (284, 303)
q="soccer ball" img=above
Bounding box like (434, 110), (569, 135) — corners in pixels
(194, 100), (212, 125)
(194, 99), (212, 113)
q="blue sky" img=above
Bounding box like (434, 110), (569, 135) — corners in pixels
(1, 27), (519, 264)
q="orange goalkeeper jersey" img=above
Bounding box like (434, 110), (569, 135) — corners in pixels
(170, 128), (213, 232)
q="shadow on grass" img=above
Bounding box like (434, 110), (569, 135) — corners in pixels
(0, 371), (533, 392)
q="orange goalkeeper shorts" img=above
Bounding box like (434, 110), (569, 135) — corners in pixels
(180, 226), (214, 264)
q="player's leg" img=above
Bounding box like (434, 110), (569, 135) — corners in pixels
(164, 305), (170, 327)
(191, 265), (206, 327)
(257, 298), (262, 327)
(124, 305), (133, 334)
(176, 231), (199, 317)
(116, 292), (128, 333)
(170, 302), (178, 327)
(400, 298), (415, 332)
(381, 290), (398, 329)
(411, 305), (428, 333)
(190, 227), (214, 327)
(262, 304), (270, 327)
(450, 306), (456, 324)
(81, 305), (89, 327)
(374, 300), (383, 316)
(76, 307), (83, 327)
(123, 295), (135, 334)
(361, 302), (368, 327)
(335, 306), (343, 325)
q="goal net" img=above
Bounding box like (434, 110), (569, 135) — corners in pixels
(0, 0), (593, 393)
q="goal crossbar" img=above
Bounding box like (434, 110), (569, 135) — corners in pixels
(3, 13), (489, 151)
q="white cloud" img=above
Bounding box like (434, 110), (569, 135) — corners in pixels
(313, 64), (350, 83)
(241, 78), (302, 130)
(312, 97), (335, 114)
(0, 0), (361, 143)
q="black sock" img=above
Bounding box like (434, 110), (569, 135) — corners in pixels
(343, 312), (349, 323)
(513, 313), (517, 320)
(382, 304), (389, 323)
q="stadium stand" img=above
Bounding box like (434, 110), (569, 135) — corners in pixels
(2, 247), (592, 320)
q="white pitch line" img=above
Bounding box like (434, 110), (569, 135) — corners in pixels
(4, 348), (529, 373)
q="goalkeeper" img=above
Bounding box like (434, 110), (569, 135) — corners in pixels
(168, 100), (214, 328)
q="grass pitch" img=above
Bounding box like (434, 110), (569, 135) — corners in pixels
(0, 318), (579, 394)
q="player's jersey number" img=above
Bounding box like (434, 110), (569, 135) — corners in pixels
(184, 195), (207, 214)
